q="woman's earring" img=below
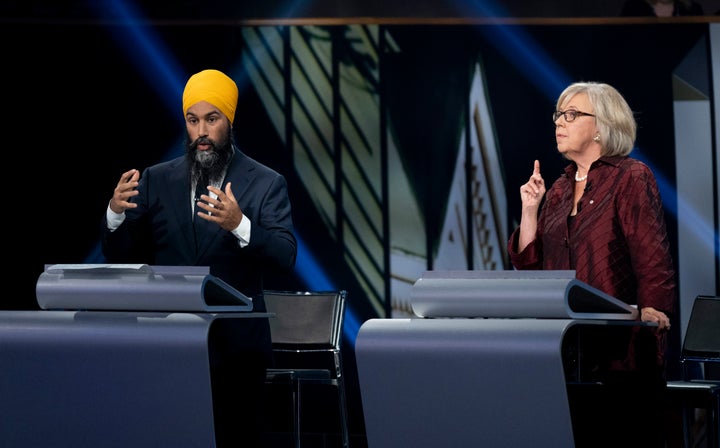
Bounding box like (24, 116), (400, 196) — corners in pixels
(593, 134), (600, 142)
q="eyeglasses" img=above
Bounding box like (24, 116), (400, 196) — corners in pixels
(553, 110), (595, 122)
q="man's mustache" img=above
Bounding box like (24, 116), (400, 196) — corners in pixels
(192, 137), (215, 150)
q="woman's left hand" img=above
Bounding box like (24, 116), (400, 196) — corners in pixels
(640, 306), (671, 331)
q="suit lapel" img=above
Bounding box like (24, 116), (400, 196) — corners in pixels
(222, 149), (255, 205)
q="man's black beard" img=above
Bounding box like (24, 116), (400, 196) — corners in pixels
(185, 130), (234, 187)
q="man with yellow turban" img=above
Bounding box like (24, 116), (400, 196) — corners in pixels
(101, 69), (297, 446)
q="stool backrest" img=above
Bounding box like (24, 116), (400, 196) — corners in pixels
(682, 295), (720, 363)
(264, 290), (346, 352)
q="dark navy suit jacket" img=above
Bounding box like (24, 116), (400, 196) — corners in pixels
(101, 147), (297, 312)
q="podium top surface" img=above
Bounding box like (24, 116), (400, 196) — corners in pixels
(36, 264), (253, 312)
(410, 270), (638, 320)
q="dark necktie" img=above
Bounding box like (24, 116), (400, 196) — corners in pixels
(194, 173), (211, 240)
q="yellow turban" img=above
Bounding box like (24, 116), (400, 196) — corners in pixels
(182, 69), (238, 124)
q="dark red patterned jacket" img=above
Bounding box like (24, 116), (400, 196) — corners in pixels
(508, 155), (677, 373)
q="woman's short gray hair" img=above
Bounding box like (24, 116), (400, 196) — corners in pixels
(556, 82), (636, 157)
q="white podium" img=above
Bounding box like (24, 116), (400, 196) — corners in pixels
(356, 270), (645, 448)
(0, 265), (269, 447)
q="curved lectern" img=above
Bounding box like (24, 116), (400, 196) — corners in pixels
(356, 270), (646, 448)
(35, 264), (253, 312)
(0, 264), (269, 447)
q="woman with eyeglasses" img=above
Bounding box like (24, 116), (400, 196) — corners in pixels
(507, 82), (677, 447)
